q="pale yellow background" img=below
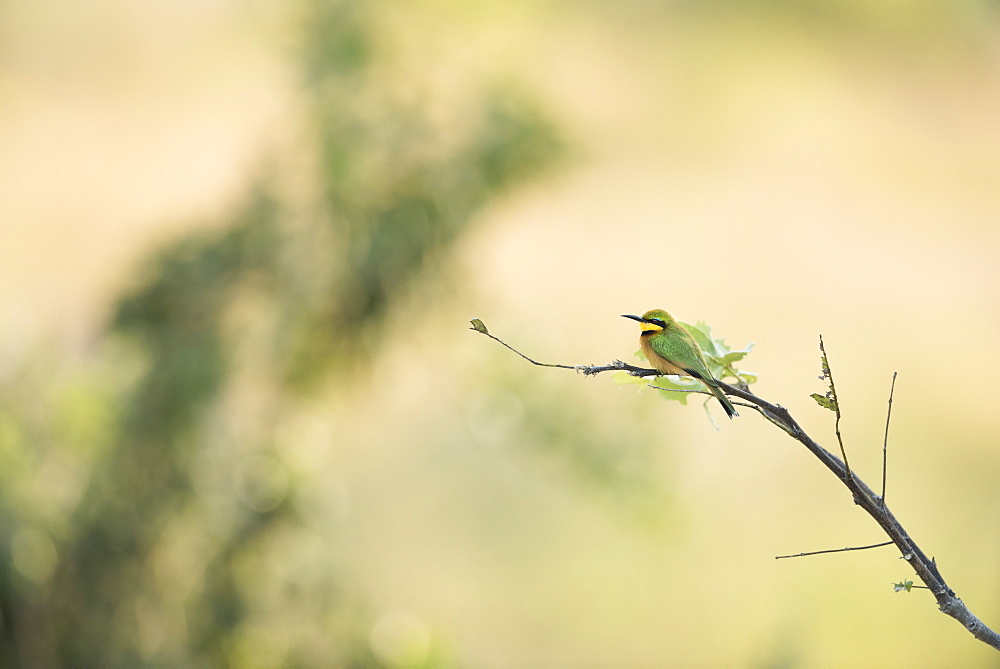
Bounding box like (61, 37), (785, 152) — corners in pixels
(3, 0), (1000, 665)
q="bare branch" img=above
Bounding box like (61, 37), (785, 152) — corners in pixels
(776, 541), (893, 560)
(470, 322), (1000, 652)
(469, 325), (579, 371)
(882, 372), (898, 508)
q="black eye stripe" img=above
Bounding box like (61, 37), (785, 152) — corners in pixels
(651, 319), (666, 328)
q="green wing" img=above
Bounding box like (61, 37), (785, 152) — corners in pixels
(649, 328), (716, 385)
(649, 325), (738, 418)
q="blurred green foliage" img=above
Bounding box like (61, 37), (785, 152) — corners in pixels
(0, 0), (563, 665)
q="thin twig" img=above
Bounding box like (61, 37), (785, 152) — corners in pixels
(470, 321), (1000, 652)
(469, 326), (579, 371)
(881, 372), (898, 509)
(649, 386), (764, 429)
(648, 386), (712, 395)
(776, 541), (894, 560)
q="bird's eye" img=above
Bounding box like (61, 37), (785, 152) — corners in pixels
(652, 319), (666, 328)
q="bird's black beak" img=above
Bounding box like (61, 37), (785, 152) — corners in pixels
(621, 314), (645, 323)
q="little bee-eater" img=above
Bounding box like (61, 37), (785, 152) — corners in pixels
(622, 309), (738, 419)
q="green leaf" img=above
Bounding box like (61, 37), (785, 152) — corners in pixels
(811, 392), (838, 411)
(612, 370), (648, 386)
(469, 318), (489, 334)
(615, 371), (701, 405)
(813, 336), (843, 417)
(893, 580), (914, 593)
(684, 321), (722, 358)
(649, 375), (704, 406)
(715, 345), (754, 367)
(680, 321), (756, 386)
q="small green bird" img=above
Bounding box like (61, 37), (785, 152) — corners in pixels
(622, 309), (738, 419)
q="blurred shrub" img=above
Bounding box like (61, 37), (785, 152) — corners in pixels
(0, 0), (563, 665)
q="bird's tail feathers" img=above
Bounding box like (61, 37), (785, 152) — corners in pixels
(709, 383), (738, 419)
(683, 366), (739, 419)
